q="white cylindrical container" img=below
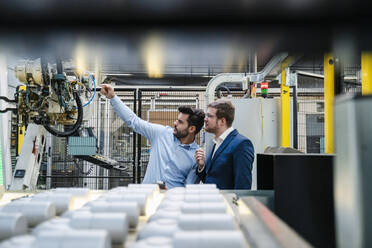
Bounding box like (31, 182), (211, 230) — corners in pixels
(35, 230), (110, 248)
(76, 206), (91, 212)
(185, 184), (217, 189)
(166, 187), (185, 194)
(89, 201), (139, 228)
(128, 184), (160, 193)
(61, 208), (91, 218)
(127, 188), (155, 199)
(110, 187), (155, 199)
(184, 194), (224, 203)
(138, 219), (179, 240)
(61, 211), (75, 218)
(70, 212), (128, 244)
(75, 206), (93, 212)
(0, 201), (56, 227)
(52, 187), (90, 197)
(173, 231), (246, 248)
(177, 214), (237, 231)
(103, 194), (148, 215)
(149, 207), (181, 222)
(32, 218), (72, 235)
(163, 194), (185, 201)
(123, 194), (148, 215)
(32, 193), (74, 215)
(0, 235), (35, 248)
(180, 202), (227, 214)
(166, 188), (219, 197)
(84, 200), (103, 207)
(157, 200), (183, 210)
(109, 186), (127, 192)
(128, 183), (158, 188)
(0, 213), (28, 240)
(130, 237), (173, 248)
(185, 188), (220, 195)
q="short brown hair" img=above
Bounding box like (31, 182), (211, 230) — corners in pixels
(208, 99), (235, 127)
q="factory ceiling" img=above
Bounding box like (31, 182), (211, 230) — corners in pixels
(0, 0), (368, 84)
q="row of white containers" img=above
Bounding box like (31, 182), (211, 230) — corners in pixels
(132, 184), (247, 248)
(0, 184), (247, 248)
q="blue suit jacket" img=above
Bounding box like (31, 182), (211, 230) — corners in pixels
(197, 129), (254, 189)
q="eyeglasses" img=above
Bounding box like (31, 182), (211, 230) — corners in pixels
(206, 113), (216, 119)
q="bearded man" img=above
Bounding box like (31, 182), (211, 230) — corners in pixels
(100, 84), (205, 189)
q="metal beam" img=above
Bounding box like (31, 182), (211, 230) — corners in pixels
(17, 86), (26, 156)
(324, 54), (335, 154)
(292, 85), (298, 149)
(362, 52), (372, 95)
(0, 54), (12, 188)
(46, 133), (52, 189)
(295, 70), (359, 81)
(334, 57), (344, 95)
(280, 58), (291, 147)
(233, 196), (312, 248)
(96, 85), (206, 91)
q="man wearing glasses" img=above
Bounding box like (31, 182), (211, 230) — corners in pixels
(100, 84), (205, 189)
(195, 99), (254, 189)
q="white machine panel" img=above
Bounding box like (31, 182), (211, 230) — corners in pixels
(231, 98), (280, 190)
(9, 124), (46, 191)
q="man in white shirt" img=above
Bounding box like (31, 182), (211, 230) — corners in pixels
(195, 99), (254, 189)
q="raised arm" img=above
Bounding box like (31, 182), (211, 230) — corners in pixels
(101, 84), (165, 142)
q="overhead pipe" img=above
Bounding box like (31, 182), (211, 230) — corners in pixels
(205, 53), (288, 106)
(203, 53), (289, 154)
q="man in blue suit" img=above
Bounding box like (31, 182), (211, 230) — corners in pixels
(195, 99), (254, 189)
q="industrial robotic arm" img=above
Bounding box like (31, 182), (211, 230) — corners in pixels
(0, 57), (93, 137)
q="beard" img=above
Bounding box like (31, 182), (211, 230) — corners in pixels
(174, 127), (189, 139)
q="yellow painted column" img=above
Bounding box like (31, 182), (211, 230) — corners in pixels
(17, 126), (25, 156)
(281, 61), (290, 147)
(361, 52), (372, 95)
(17, 85), (26, 155)
(324, 54), (334, 154)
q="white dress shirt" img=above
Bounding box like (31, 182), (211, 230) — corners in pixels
(211, 126), (234, 159)
(198, 127), (234, 173)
